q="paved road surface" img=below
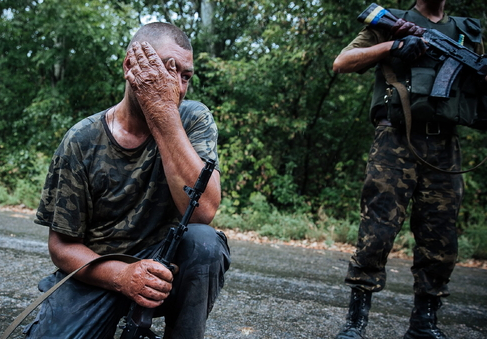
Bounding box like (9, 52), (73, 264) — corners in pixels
(1, 209), (486, 338)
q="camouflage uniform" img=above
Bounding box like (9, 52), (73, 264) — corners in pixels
(24, 100), (231, 338)
(345, 124), (463, 296)
(341, 9), (476, 298)
(334, 7), (486, 339)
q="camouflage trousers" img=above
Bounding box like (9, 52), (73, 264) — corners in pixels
(345, 125), (464, 297)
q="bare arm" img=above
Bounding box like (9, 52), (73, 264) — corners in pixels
(48, 229), (173, 308)
(124, 42), (221, 224)
(151, 123), (222, 224)
(333, 41), (394, 74)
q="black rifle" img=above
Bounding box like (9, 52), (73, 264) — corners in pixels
(120, 159), (216, 339)
(357, 3), (487, 98)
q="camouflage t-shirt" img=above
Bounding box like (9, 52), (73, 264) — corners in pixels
(35, 100), (219, 256)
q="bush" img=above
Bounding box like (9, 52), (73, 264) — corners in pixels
(213, 193), (324, 241)
(462, 224), (487, 259)
(0, 150), (49, 209)
(457, 235), (475, 262)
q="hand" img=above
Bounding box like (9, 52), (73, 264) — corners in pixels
(390, 35), (427, 62)
(124, 41), (180, 120)
(391, 18), (425, 38)
(112, 259), (173, 308)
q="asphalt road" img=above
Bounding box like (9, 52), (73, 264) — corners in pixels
(1, 209), (486, 339)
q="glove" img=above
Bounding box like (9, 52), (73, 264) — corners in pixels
(391, 18), (425, 38)
(390, 35), (427, 62)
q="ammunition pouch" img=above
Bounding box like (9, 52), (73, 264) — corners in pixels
(370, 9), (487, 130)
(380, 66), (487, 130)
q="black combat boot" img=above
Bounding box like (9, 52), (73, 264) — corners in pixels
(335, 288), (372, 339)
(403, 295), (450, 339)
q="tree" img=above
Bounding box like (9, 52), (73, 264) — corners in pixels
(0, 0), (137, 194)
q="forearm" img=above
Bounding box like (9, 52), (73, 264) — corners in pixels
(147, 108), (221, 223)
(333, 41), (394, 74)
(48, 229), (127, 291)
(48, 230), (173, 308)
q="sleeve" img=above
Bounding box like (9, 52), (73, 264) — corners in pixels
(179, 100), (220, 172)
(339, 27), (389, 74)
(340, 26), (388, 54)
(35, 132), (92, 238)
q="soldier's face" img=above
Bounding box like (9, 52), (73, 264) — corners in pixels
(155, 40), (194, 104)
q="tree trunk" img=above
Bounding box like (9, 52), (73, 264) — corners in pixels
(200, 0), (215, 56)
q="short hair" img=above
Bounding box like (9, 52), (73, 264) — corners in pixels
(128, 22), (192, 52)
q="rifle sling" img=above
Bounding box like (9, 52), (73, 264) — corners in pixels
(0, 254), (140, 339)
(381, 63), (487, 174)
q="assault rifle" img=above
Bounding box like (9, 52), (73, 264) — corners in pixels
(120, 159), (216, 339)
(357, 3), (487, 98)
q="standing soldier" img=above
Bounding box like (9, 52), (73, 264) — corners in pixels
(332, 1), (486, 338)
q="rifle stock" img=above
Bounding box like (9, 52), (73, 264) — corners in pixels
(358, 3), (487, 98)
(120, 159), (216, 339)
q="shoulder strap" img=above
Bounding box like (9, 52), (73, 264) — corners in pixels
(381, 63), (487, 174)
(0, 254), (140, 339)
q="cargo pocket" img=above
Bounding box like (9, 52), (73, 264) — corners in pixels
(410, 67), (436, 120)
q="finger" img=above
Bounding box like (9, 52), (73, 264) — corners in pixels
(143, 270), (173, 294)
(396, 22), (414, 36)
(124, 48), (139, 82)
(141, 41), (164, 69)
(140, 282), (171, 300)
(413, 25), (425, 36)
(132, 41), (151, 70)
(148, 262), (174, 282)
(391, 18), (406, 32)
(134, 293), (165, 308)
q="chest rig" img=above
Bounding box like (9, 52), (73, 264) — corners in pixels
(370, 9), (486, 130)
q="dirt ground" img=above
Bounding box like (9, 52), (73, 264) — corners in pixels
(2, 204), (486, 270)
(1, 205), (486, 339)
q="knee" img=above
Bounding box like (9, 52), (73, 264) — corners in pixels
(176, 224), (231, 269)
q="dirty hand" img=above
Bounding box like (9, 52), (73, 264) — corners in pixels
(390, 35), (427, 62)
(391, 18), (425, 38)
(113, 259), (173, 308)
(124, 41), (180, 121)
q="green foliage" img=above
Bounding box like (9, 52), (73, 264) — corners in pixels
(0, 0), (136, 146)
(457, 235), (475, 262)
(1, 0), (137, 199)
(213, 193), (318, 240)
(461, 217), (487, 259)
(213, 192), (362, 243)
(191, 0), (376, 219)
(0, 149), (49, 209)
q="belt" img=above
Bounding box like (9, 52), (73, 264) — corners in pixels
(376, 119), (456, 136)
